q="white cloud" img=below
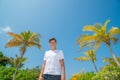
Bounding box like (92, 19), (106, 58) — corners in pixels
(2, 26), (12, 32)
(0, 26), (12, 34)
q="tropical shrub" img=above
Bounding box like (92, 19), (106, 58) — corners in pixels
(0, 66), (40, 80)
(70, 71), (95, 80)
(92, 66), (120, 80)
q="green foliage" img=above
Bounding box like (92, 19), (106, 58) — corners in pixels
(0, 66), (40, 80)
(70, 66), (120, 80)
(0, 66), (15, 80)
(8, 55), (27, 68)
(83, 72), (95, 80)
(103, 57), (120, 66)
(92, 66), (120, 80)
(70, 71), (95, 80)
(0, 51), (11, 66)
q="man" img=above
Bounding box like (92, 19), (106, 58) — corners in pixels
(39, 38), (66, 80)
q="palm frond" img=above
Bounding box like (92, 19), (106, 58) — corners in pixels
(103, 57), (113, 62)
(5, 39), (22, 48)
(77, 41), (96, 52)
(103, 57), (120, 66)
(84, 50), (96, 61)
(9, 56), (27, 68)
(94, 41), (102, 51)
(37, 44), (42, 50)
(28, 34), (41, 42)
(94, 23), (102, 29)
(109, 27), (120, 37)
(8, 32), (23, 42)
(74, 56), (90, 61)
(111, 37), (118, 45)
(28, 42), (42, 50)
(83, 25), (99, 33)
(76, 34), (95, 46)
(20, 30), (32, 40)
(102, 19), (110, 31)
(77, 35), (96, 51)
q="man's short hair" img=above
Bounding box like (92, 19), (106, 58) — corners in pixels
(49, 38), (57, 43)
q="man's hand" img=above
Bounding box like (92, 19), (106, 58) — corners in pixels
(61, 76), (66, 80)
(60, 59), (66, 80)
(39, 61), (46, 80)
(39, 76), (43, 80)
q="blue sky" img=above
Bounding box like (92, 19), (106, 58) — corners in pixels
(0, 0), (120, 79)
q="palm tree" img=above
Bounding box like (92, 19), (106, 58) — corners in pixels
(9, 55), (27, 68)
(75, 50), (98, 72)
(76, 19), (120, 66)
(5, 30), (42, 80)
(103, 57), (120, 66)
(0, 51), (11, 66)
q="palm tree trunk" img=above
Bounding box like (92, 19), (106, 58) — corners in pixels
(107, 45), (120, 67)
(92, 60), (98, 72)
(12, 53), (24, 80)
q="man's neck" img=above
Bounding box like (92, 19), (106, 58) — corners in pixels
(51, 48), (56, 51)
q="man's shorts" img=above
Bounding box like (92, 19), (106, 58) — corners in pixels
(43, 74), (61, 80)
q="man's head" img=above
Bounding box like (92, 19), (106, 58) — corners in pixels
(49, 38), (57, 50)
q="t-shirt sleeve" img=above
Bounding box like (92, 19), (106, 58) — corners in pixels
(44, 52), (47, 61)
(59, 50), (64, 60)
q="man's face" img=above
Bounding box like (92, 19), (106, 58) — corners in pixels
(50, 40), (56, 49)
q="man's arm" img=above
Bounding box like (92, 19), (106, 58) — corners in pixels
(39, 61), (46, 80)
(60, 59), (66, 80)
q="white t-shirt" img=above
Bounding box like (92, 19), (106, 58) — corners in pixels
(43, 50), (64, 75)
